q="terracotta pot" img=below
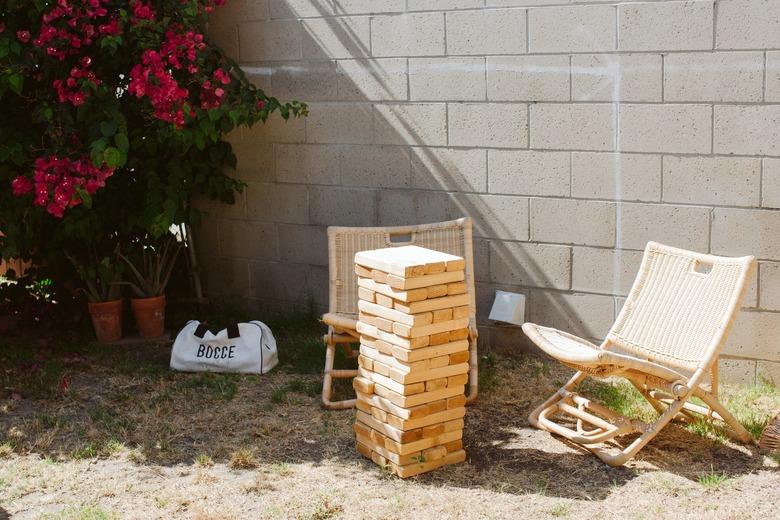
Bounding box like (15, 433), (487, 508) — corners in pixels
(131, 294), (166, 339)
(87, 299), (123, 343)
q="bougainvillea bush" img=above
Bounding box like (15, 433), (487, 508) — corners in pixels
(0, 0), (305, 280)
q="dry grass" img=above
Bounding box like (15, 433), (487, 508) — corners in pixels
(1, 315), (779, 519)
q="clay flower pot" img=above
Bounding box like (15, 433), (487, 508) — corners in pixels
(131, 294), (166, 339)
(87, 299), (123, 343)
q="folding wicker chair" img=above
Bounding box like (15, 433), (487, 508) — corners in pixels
(321, 217), (478, 410)
(524, 242), (756, 466)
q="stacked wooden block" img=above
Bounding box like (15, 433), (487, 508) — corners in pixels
(352, 245), (469, 478)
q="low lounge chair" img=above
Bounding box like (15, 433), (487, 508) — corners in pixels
(523, 242), (756, 466)
(321, 218), (479, 410)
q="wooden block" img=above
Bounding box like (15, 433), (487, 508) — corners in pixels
(371, 269), (388, 284)
(383, 429), (463, 456)
(383, 405), (464, 432)
(390, 363), (469, 385)
(359, 300), (433, 327)
(442, 439), (463, 453)
(446, 258), (466, 272)
(446, 395), (466, 409)
(429, 332), (453, 346)
(358, 313), (375, 327)
(373, 382), (464, 409)
(447, 374), (469, 387)
(360, 335), (377, 349)
(443, 418), (464, 432)
(432, 308), (453, 323)
(426, 284), (448, 299)
(392, 318), (470, 339)
(371, 406), (388, 422)
(355, 246), (464, 278)
(429, 355), (450, 369)
(391, 340), (469, 363)
(355, 264), (373, 278)
(357, 354), (374, 371)
(375, 293), (395, 308)
(385, 270), (465, 290)
(425, 378), (448, 392)
(352, 376), (375, 394)
(422, 445), (447, 462)
(448, 328), (470, 341)
(392, 449), (466, 478)
(424, 261), (446, 275)
(447, 281), (467, 295)
(358, 287), (376, 303)
(360, 344), (410, 373)
(448, 351), (469, 365)
(356, 440), (373, 460)
(375, 339), (395, 355)
(394, 293), (470, 314)
(372, 359), (391, 377)
(356, 411), (422, 443)
(356, 391), (422, 420)
(356, 435), (422, 466)
(359, 367), (425, 396)
(453, 305), (471, 319)
(357, 277), (427, 303)
(421, 423), (444, 439)
(357, 322), (430, 350)
(373, 316), (394, 332)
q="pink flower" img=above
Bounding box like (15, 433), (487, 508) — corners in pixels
(214, 68), (231, 85)
(11, 176), (34, 196)
(16, 30), (30, 43)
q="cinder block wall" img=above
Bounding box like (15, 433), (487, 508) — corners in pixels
(202, 0), (780, 384)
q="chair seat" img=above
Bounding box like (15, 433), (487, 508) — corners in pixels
(522, 323), (604, 366)
(322, 312), (358, 334)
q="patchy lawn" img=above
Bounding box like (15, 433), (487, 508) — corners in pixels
(1, 313), (779, 519)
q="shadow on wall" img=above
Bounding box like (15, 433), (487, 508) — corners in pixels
(200, 2), (677, 354)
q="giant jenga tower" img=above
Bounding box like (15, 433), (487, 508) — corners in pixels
(352, 245), (469, 478)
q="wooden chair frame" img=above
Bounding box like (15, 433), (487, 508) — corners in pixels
(321, 218), (478, 410)
(524, 242), (756, 466)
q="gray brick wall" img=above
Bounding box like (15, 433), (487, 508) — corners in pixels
(202, 0), (780, 384)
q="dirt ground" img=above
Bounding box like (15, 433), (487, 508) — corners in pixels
(1, 324), (779, 520)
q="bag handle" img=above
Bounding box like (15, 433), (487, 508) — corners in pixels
(193, 323), (241, 339)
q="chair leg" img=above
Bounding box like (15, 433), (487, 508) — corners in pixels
(696, 390), (754, 443)
(529, 370), (588, 428)
(321, 330), (358, 410)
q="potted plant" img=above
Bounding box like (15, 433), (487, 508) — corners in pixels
(68, 253), (123, 343)
(119, 235), (181, 339)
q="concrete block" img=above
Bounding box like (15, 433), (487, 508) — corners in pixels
(766, 51), (780, 102)
(244, 111), (306, 144)
(239, 20), (302, 61)
(374, 103), (448, 146)
(530, 103), (616, 151)
(572, 54), (662, 102)
(757, 360), (780, 386)
(529, 5), (616, 53)
(267, 61), (339, 101)
(245, 182), (308, 224)
(531, 198), (615, 247)
(337, 58), (408, 101)
(192, 191), (246, 220)
(332, 0), (405, 14)
(409, 0), (482, 9)
(714, 105), (780, 157)
(487, 55), (570, 102)
(201, 257), (252, 298)
(664, 51), (764, 102)
(309, 186), (377, 226)
(716, 0), (780, 50)
(488, 150), (570, 197)
(712, 208), (780, 259)
(275, 144), (341, 185)
(371, 13), (446, 57)
(219, 220), (279, 260)
(231, 140), (275, 182)
(211, 0), (269, 23)
(411, 148), (487, 192)
(377, 189), (456, 227)
(306, 102), (374, 144)
(446, 9), (527, 55)
(616, 203), (710, 252)
(454, 194), (530, 241)
(762, 159), (780, 209)
(250, 261), (321, 304)
(270, 0), (332, 18)
(718, 358), (756, 386)
(489, 242), (571, 290)
(449, 103), (528, 148)
(209, 19), (239, 61)
(571, 152), (661, 202)
(618, 1), (714, 51)
(277, 224), (328, 266)
(529, 290), (616, 340)
(340, 145), (411, 188)
(662, 156), (761, 207)
(410, 57), (486, 101)
(725, 310), (780, 362)
(759, 262), (780, 311)
(302, 16), (371, 59)
(572, 247), (643, 296)
(619, 104), (712, 154)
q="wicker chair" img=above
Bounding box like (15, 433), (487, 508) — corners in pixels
(321, 217), (478, 410)
(524, 242), (756, 466)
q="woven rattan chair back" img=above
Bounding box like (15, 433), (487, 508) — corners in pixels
(327, 217), (476, 320)
(608, 242), (755, 372)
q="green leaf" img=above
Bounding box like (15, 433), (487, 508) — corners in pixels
(8, 74), (23, 95)
(100, 121), (117, 137)
(114, 133), (130, 152)
(103, 147), (122, 168)
(76, 187), (93, 209)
